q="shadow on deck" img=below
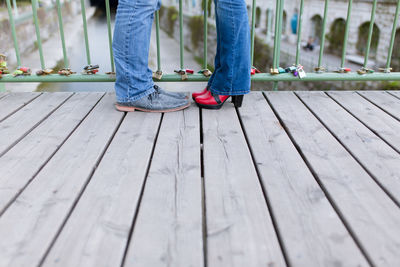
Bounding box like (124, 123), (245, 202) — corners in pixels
(0, 91), (399, 267)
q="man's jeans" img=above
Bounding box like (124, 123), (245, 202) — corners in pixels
(113, 0), (251, 102)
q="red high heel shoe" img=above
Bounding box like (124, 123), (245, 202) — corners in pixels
(195, 91), (244, 109)
(192, 87), (209, 100)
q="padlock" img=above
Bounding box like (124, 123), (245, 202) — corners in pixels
(174, 69), (188, 80)
(201, 69), (212, 77)
(270, 68), (279, 75)
(37, 68), (53, 76)
(251, 67), (261, 75)
(314, 66), (326, 73)
(59, 68), (76, 76)
(153, 70), (163, 80)
(298, 68), (306, 79)
(13, 69), (24, 76)
(186, 69), (194, 74)
(379, 67), (392, 73)
(285, 66), (297, 73)
(278, 67), (286, 74)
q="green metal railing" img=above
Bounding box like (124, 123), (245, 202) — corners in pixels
(1, 0), (400, 86)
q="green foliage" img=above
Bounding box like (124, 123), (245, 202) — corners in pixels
(382, 81), (400, 90)
(166, 6), (178, 36)
(188, 15), (204, 49)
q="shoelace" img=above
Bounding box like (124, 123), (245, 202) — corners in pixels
(148, 87), (160, 101)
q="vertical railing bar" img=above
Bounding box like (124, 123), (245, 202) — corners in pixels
(203, 0), (208, 69)
(250, 0), (257, 66)
(386, 0), (400, 70)
(5, 0), (21, 66)
(341, 0), (353, 68)
(155, 10), (162, 72)
(272, 0), (280, 69)
(80, 0), (91, 65)
(179, 0), (184, 70)
(105, 0), (115, 72)
(317, 0), (329, 70)
(31, 0), (45, 70)
(363, 0), (378, 68)
(56, 0), (69, 68)
(12, 0), (18, 16)
(276, 0), (284, 67)
(295, 0), (304, 65)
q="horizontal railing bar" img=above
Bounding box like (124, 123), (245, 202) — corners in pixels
(2, 73), (400, 83)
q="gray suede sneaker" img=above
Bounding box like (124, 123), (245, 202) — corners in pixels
(115, 90), (190, 113)
(153, 85), (188, 99)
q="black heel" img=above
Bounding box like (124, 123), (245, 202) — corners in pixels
(232, 95), (244, 108)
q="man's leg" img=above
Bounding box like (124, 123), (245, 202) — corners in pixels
(112, 0), (189, 112)
(208, 0), (251, 96)
(113, 0), (158, 102)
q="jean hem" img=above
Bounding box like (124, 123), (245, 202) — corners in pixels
(116, 85), (155, 103)
(209, 86), (250, 96)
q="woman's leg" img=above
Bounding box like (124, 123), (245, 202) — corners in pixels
(209, 0), (251, 96)
(112, 0), (159, 102)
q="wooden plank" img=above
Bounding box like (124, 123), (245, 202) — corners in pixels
(238, 93), (369, 267)
(266, 91), (400, 267)
(0, 92), (8, 100)
(387, 91), (400, 99)
(0, 92), (41, 122)
(0, 93), (124, 267)
(41, 111), (161, 267)
(0, 92), (72, 157)
(358, 91), (400, 120)
(297, 91), (400, 205)
(328, 91), (400, 152)
(0, 92), (104, 213)
(124, 108), (203, 267)
(202, 105), (286, 267)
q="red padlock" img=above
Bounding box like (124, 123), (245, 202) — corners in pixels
(19, 67), (29, 72)
(251, 68), (256, 75)
(186, 69), (194, 74)
(92, 69), (99, 74)
(344, 68), (351, 72)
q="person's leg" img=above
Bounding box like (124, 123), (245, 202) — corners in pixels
(208, 0), (251, 96)
(113, 0), (189, 112)
(113, 0), (158, 102)
(207, 0), (221, 88)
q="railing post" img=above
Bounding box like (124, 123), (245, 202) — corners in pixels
(250, 0), (257, 66)
(6, 0), (21, 67)
(295, 0), (304, 66)
(203, 0), (208, 70)
(105, 0), (115, 73)
(386, 0), (400, 71)
(363, 0), (378, 68)
(80, 0), (92, 65)
(317, 0), (329, 71)
(341, 0), (353, 68)
(32, 0), (46, 70)
(179, 0), (184, 70)
(156, 10), (162, 73)
(56, 0), (69, 68)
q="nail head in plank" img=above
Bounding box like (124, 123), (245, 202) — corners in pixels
(266, 91), (400, 267)
(202, 104), (286, 267)
(124, 108), (203, 267)
(238, 92), (369, 267)
(0, 93), (124, 267)
(0, 92), (104, 213)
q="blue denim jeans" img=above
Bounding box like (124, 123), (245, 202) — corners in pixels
(113, 0), (251, 102)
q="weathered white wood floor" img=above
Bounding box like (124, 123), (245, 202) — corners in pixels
(0, 91), (399, 267)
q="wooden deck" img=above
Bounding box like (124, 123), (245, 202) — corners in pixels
(0, 91), (399, 267)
